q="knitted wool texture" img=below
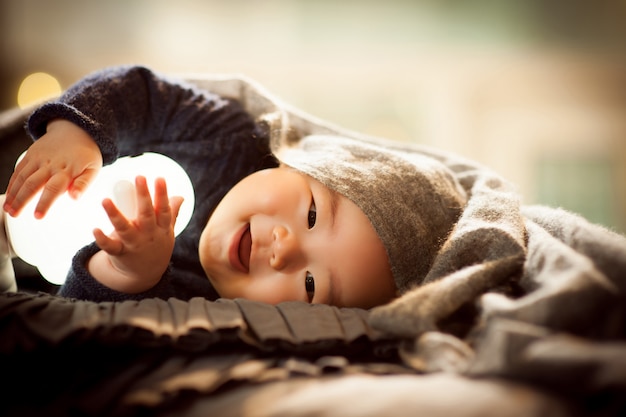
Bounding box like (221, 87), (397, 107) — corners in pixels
(277, 135), (467, 293)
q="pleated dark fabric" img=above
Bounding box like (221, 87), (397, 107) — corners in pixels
(0, 292), (403, 417)
(0, 292), (392, 353)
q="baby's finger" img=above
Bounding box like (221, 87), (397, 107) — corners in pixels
(93, 228), (124, 256)
(34, 173), (73, 219)
(168, 196), (185, 229)
(4, 167), (52, 217)
(69, 167), (100, 199)
(134, 176), (157, 230)
(101, 198), (133, 236)
(153, 178), (172, 228)
(4, 159), (36, 205)
(5, 164), (31, 203)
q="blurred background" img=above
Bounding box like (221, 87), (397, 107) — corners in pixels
(2, 0), (625, 234)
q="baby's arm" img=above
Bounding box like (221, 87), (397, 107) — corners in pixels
(3, 119), (102, 218)
(8, 65), (243, 220)
(87, 176), (183, 294)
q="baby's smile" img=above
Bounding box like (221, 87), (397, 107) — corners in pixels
(228, 224), (251, 273)
(239, 225), (252, 271)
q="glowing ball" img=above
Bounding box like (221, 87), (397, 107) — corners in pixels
(5, 152), (195, 285)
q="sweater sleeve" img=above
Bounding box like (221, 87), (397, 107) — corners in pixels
(29, 65), (272, 302)
(61, 243), (214, 301)
(27, 65), (252, 165)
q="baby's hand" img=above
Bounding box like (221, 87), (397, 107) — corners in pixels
(3, 119), (103, 219)
(88, 176), (184, 294)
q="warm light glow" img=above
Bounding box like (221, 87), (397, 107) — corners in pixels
(5, 153), (195, 285)
(17, 72), (62, 109)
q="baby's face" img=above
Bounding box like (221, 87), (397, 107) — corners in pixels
(199, 167), (396, 308)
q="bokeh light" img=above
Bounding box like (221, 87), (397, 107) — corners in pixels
(17, 72), (62, 109)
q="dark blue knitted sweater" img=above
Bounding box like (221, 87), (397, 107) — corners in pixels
(26, 65), (276, 302)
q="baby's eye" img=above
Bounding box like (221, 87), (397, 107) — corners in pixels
(307, 200), (317, 229)
(305, 271), (315, 302)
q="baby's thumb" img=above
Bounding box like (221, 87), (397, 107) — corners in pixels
(69, 168), (100, 199)
(169, 196), (185, 226)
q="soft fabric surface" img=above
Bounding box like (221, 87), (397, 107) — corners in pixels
(0, 292), (570, 417)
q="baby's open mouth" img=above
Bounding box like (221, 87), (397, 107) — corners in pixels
(238, 225), (252, 271)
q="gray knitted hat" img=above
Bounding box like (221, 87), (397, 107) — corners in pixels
(276, 135), (467, 293)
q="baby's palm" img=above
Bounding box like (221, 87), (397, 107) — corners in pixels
(93, 176), (183, 293)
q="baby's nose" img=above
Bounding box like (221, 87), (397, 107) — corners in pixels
(269, 226), (302, 270)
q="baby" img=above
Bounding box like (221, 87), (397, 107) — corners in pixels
(2, 66), (466, 308)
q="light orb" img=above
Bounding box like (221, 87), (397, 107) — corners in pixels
(5, 152), (195, 285)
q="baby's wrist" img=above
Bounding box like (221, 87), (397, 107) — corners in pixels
(87, 251), (160, 294)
